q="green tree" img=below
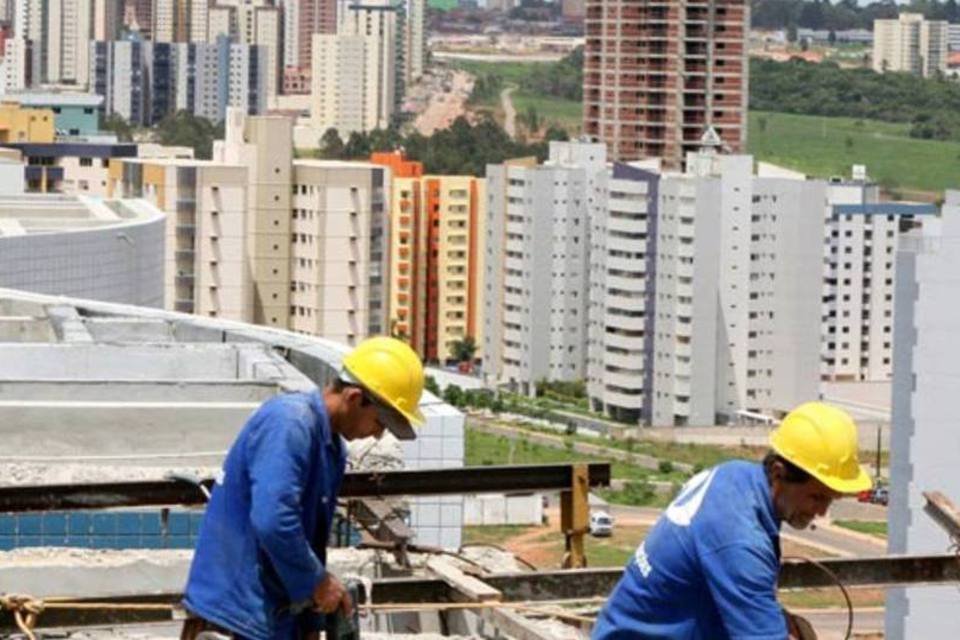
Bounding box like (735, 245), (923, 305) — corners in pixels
(450, 336), (478, 364)
(425, 375), (440, 396)
(319, 128), (345, 159)
(443, 384), (465, 407)
(155, 111), (222, 159)
(343, 131), (372, 159)
(100, 114), (134, 142)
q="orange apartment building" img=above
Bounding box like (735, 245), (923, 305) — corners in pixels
(583, 0), (748, 169)
(371, 151), (486, 365)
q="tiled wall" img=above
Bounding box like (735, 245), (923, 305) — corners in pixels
(0, 510), (204, 550)
(400, 404), (465, 550)
(0, 510), (360, 551)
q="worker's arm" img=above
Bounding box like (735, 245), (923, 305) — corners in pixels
(246, 405), (326, 604)
(700, 542), (788, 639)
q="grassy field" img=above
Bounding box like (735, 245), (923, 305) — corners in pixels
(748, 110), (960, 197)
(463, 524), (647, 568)
(833, 519), (888, 539)
(451, 59), (583, 133)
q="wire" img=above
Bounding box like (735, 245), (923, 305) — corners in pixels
(782, 555), (853, 640)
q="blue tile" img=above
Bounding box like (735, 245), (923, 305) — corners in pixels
(19, 536), (42, 547)
(66, 536), (91, 548)
(115, 537), (142, 549)
(43, 514), (67, 536)
(19, 515), (41, 535)
(168, 513), (190, 536)
(190, 513), (205, 536)
(117, 513), (141, 535)
(0, 517), (15, 535)
(69, 513), (92, 535)
(168, 535), (193, 549)
(42, 536), (67, 547)
(92, 514), (116, 536)
(92, 537), (118, 549)
(0, 536), (15, 550)
(140, 534), (164, 549)
(141, 513), (162, 535)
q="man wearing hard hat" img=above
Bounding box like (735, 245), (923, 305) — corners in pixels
(593, 402), (873, 640)
(181, 337), (425, 640)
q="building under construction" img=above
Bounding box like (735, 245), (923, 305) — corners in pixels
(0, 288), (959, 640)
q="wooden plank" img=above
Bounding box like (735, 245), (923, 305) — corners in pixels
(426, 557), (502, 603)
(923, 491), (960, 540)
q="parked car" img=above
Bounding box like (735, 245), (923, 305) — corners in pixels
(857, 486), (889, 506)
(589, 511), (614, 537)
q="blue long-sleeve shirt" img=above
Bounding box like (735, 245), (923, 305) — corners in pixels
(183, 391), (347, 640)
(592, 461), (787, 640)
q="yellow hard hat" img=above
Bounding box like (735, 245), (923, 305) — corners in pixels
(341, 336), (425, 439)
(769, 402), (872, 494)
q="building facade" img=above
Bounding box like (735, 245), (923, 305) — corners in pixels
(372, 151), (486, 365)
(484, 142), (606, 394)
(873, 13), (948, 77)
(820, 173), (936, 382)
(582, 0), (748, 169)
(886, 193), (956, 639)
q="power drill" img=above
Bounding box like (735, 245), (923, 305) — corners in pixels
(323, 578), (362, 640)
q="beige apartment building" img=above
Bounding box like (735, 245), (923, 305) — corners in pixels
(108, 157), (253, 321)
(109, 110), (387, 348)
(873, 13), (948, 77)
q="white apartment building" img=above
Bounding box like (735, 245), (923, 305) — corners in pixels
(886, 193), (956, 639)
(586, 150), (825, 426)
(820, 173), (936, 382)
(45, 0), (93, 87)
(290, 160), (388, 346)
(405, 0), (425, 81)
(586, 162), (656, 424)
(483, 141), (606, 395)
(873, 13), (948, 77)
(2, 39), (30, 94)
(311, 0), (398, 135)
(208, 0), (281, 100)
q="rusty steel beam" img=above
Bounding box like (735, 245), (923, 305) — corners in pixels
(0, 464), (612, 513)
(5, 554), (959, 632)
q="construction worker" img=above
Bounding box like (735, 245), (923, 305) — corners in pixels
(180, 336), (425, 640)
(592, 402), (872, 640)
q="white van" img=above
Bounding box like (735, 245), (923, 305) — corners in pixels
(589, 511), (614, 537)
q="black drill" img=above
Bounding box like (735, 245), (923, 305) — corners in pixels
(323, 578), (362, 640)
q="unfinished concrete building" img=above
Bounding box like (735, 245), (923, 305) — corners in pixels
(583, 0), (748, 169)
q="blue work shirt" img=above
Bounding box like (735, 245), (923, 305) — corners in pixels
(183, 391), (347, 640)
(593, 461), (787, 640)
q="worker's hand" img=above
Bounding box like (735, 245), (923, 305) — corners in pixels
(784, 609), (818, 640)
(312, 574), (350, 615)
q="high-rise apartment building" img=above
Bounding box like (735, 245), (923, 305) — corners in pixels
(289, 160), (389, 345)
(584, 150), (824, 426)
(207, 0), (282, 100)
(873, 13), (948, 77)
(92, 35), (268, 125)
(484, 142), (606, 394)
(93, 0), (125, 41)
(405, 0), (424, 82)
(153, 0), (208, 43)
(297, 0), (336, 70)
(214, 108), (293, 328)
(583, 0), (748, 169)
(311, 0), (397, 135)
(45, 0), (93, 87)
(820, 171), (936, 382)
(110, 156), (253, 318)
(110, 110), (388, 346)
(371, 151), (486, 364)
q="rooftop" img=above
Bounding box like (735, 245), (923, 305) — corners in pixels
(0, 194), (165, 237)
(6, 92), (104, 108)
